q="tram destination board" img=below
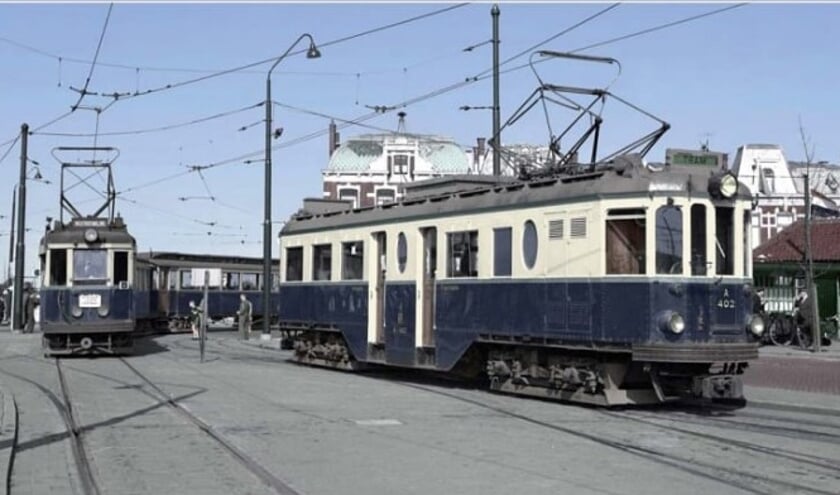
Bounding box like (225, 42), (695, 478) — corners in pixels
(666, 148), (728, 168)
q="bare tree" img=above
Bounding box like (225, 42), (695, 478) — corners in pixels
(798, 115), (821, 352)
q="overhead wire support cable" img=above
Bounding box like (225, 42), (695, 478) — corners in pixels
(94, 3), (469, 101)
(70, 3), (114, 112)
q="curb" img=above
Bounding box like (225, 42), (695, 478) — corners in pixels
(747, 399), (839, 417)
(0, 387), (18, 495)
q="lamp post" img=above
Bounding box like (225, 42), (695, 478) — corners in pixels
(263, 34), (321, 338)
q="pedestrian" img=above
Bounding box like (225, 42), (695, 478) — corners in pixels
(0, 290), (6, 324)
(752, 288), (766, 314)
(23, 286), (36, 334)
(188, 300), (202, 340)
(236, 293), (252, 340)
(795, 289), (813, 335)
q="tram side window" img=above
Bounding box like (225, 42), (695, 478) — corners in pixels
(342, 241), (364, 280)
(168, 270), (177, 290)
(313, 244), (332, 281)
(691, 205), (708, 275)
(180, 270), (194, 289)
(655, 205), (683, 274)
(285, 247), (303, 281)
(241, 273), (258, 290)
(606, 209), (646, 275)
(715, 206), (734, 275)
(493, 227), (512, 276)
(224, 272), (240, 290)
(448, 231), (478, 278)
(114, 251), (129, 285)
(49, 249), (68, 285)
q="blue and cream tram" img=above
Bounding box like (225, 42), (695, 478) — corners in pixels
(277, 158), (762, 406)
(39, 216), (138, 355)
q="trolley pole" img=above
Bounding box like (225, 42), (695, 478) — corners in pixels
(804, 172), (821, 353)
(12, 123), (28, 331)
(491, 4), (501, 176)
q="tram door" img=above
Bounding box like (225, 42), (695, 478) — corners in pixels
(158, 268), (171, 314)
(371, 231), (387, 344)
(420, 227), (437, 347)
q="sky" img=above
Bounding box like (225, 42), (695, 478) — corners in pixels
(1, 1), (838, 279)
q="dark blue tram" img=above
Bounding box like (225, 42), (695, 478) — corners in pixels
(136, 251), (280, 331)
(39, 216), (139, 355)
(277, 161), (762, 406)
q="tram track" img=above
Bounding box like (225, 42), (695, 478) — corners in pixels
(116, 357), (302, 495)
(54, 359), (101, 495)
(385, 380), (839, 495)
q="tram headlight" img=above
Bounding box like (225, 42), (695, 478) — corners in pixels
(708, 171), (738, 199)
(659, 311), (686, 335)
(747, 315), (765, 337)
(84, 228), (99, 243)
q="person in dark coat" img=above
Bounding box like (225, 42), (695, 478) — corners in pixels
(23, 287), (37, 333)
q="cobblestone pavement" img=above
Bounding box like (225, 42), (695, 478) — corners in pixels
(1, 330), (839, 495)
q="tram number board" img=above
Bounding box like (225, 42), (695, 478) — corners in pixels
(79, 294), (102, 308)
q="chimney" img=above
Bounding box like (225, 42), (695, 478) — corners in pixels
(328, 120), (340, 157)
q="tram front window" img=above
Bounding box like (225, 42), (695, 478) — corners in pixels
(73, 249), (108, 285)
(655, 205), (683, 274)
(50, 249), (68, 285)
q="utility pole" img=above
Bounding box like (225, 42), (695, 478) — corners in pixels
(491, 3), (501, 176)
(12, 123), (28, 331)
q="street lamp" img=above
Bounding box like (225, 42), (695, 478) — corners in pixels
(263, 33), (321, 338)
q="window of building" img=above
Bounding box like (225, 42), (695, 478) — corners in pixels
(447, 231), (478, 278)
(388, 153), (414, 176)
(241, 273), (258, 290)
(397, 233), (407, 273)
(73, 249), (108, 284)
(376, 188), (396, 205)
(760, 168), (775, 194)
(338, 188), (359, 209)
(691, 205), (707, 275)
(224, 272), (240, 290)
(313, 244), (332, 281)
(715, 206), (734, 275)
(522, 220), (538, 269)
(49, 249), (67, 286)
(606, 209), (646, 275)
(493, 227), (512, 276)
(285, 247), (303, 281)
(342, 241), (364, 280)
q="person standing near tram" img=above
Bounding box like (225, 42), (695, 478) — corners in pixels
(236, 293), (252, 341)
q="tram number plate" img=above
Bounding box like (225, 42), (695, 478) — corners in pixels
(79, 294), (101, 308)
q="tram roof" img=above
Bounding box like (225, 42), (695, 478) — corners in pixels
(282, 163), (752, 236)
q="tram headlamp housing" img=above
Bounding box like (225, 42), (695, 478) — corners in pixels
(708, 171), (738, 199)
(84, 228), (99, 243)
(658, 311), (686, 335)
(747, 315), (765, 337)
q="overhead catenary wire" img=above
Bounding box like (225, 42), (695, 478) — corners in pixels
(113, 3), (747, 202)
(33, 101), (264, 137)
(69, 3), (114, 111)
(90, 3), (469, 101)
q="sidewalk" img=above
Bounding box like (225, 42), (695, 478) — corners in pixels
(759, 340), (840, 361)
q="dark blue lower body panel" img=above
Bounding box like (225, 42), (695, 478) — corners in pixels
(280, 279), (756, 370)
(40, 287), (135, 334)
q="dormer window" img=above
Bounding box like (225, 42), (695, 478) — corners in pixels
(387, 152), (415, 178)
